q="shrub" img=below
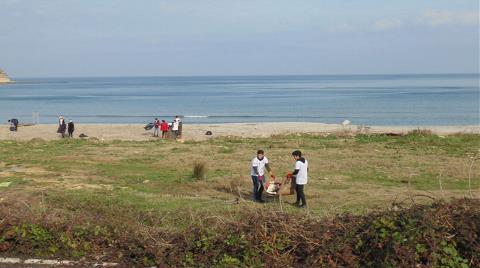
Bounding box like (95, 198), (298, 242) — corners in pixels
(193, 162), (207, 180)
(0, 198), (478, 267)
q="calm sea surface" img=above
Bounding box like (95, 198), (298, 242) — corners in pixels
(0, 74), (478, 125)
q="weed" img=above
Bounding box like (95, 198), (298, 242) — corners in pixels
(193, 162), (207, 180)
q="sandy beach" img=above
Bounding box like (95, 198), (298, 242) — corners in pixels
(1, 123), (478, 141)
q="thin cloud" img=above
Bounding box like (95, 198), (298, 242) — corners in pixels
(423, 10), (479, 26)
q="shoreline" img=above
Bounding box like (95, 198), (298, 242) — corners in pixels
(1, 122), (478, 141)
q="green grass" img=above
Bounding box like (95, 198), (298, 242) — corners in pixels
(0, 133), (479, 231)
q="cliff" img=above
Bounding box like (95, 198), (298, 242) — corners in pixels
(0, 69), (12, 83)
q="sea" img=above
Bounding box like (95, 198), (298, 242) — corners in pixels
(0, 74), (478, 125)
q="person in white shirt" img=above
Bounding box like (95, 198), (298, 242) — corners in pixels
(291, 150), (308, 208)
(251, 150), (272, 203)
(172, 115), (181, 138)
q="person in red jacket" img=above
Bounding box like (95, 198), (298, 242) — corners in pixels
(160, 120), (169, 138)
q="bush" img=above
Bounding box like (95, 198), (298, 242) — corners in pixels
(193, 162), (207, 180)
(0, 198), (478, 267)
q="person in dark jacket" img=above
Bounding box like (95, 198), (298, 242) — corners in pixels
(67, 120), (75, 138)
(8, 119), (18, 131)
(57, 116), (66, 138)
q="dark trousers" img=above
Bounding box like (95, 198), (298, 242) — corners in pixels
(251, 176), (264, 201)
(68, 131), (73, 137)
(295, 184), (306, 206)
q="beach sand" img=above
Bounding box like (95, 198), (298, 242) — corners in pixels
(0, 123), (479, 141)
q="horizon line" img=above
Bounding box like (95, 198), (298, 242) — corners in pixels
(9, 72), (480, 80)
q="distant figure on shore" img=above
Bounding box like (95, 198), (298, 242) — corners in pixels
(8, 119), (18, 132)
(68, 120), (75, 138)
(160, 120), (169, 138)
(57, 116), (66, 138)
(153, 118), (160, 137)
(172, 115), (181, 138)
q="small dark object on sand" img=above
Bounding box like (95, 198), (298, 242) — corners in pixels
(205, 131), (213, 135)
(79, 133), (88, 138)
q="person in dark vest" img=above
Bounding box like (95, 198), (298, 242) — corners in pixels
(57, 116), (66, 138)
(67, 120), (75, 138)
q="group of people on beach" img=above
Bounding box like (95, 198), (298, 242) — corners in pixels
(57, 116), (74, 138)
(152, 116), (182, 138)
(54, 115), (182, 139)
(251, 149), (308, 208)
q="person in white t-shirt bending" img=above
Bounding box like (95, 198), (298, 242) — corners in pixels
(251, 150), (272, 203)
(291, 150), (308, 208)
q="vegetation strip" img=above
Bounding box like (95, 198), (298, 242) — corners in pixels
(0, 257), (118, 266)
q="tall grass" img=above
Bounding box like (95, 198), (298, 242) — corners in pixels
(193, 162), (207, 180)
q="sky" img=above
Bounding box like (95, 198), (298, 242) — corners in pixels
(0, 0), (479, 77)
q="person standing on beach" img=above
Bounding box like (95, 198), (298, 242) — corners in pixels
(57, 116), (67, 138)
(172, 116), (181, 138)
(153, 118), (160, 137)
(251, 150), (272, 203)
(67, 120), (75, 138)
(291, 150), (308, 208)
(160, 120), (169, 139)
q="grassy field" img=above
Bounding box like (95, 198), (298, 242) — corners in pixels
(1, 132), (479, 217)
(0, 132), (479, 265)
(1, 132), (479, 215)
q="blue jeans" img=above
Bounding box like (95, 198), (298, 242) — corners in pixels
(251, 176), (264, 201)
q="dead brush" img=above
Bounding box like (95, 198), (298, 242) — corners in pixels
(193, 162), (207, 180)
(0, 196), (479, 267)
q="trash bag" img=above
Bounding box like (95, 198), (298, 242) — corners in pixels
(265, 180), (280, 195)
(279, 177), (295, 196)
(144, 122), (154, 130)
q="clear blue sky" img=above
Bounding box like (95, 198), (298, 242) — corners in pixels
(1, 0), (478, 77)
